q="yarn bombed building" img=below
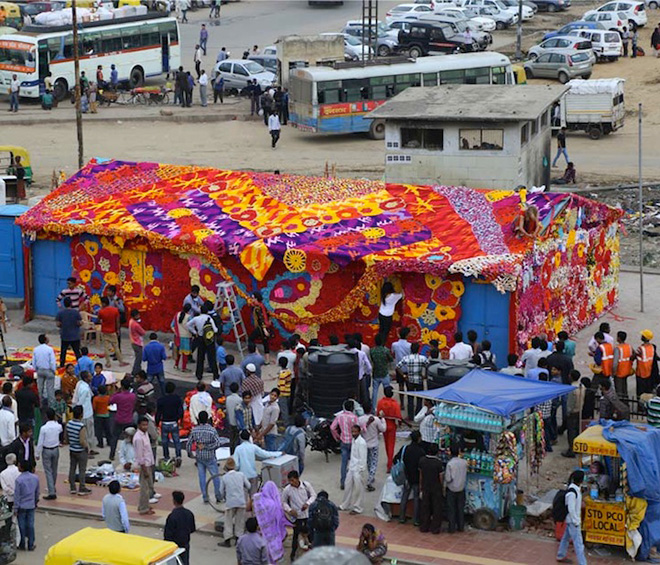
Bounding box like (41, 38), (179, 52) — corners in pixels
(16, 159), (621, 362)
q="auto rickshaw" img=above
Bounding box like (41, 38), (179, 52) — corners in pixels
(45, 528), (186, 565)
(512, 64), (527, 85)
(0, 146), (32, 185)
(0, 3), (22, 30)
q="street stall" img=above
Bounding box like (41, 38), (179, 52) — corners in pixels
(410, 369), (574, 530)
(573, 421), (660, 559)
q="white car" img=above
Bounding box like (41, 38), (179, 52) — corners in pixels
(385, 2), (434, 22)
(528, 35), (596, 64)
(583, 10), (630, 31)
(320, 32), (374, 60)
(584, 1), (647, 27)
(263, 45), (277, 55)
(461, 0), (521, 21)
(568, 28), (624, 59)
(214, 59), (275, 91)
(434, 5), (497, 31)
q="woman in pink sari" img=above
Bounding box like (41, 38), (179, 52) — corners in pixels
(253, 481), (288, 562)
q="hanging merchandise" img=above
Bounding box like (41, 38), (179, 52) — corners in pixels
(494, 431), (518, 484)
(525, 411), (545, 475)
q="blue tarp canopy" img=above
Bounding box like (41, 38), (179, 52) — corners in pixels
(414, 369), (575, 417)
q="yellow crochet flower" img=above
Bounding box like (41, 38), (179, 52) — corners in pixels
(104, 272), (118, 285)
(283, 249), (307, 273)
(451, 281), (465, 297)
(79, 269), (91, 283)
(152, 287), (162, 297)
(83, 240), (99, 256)
(435, 305), (456, 322)
(425, 274), (442, 290)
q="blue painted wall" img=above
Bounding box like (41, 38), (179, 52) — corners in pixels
(32, 238), (72, 317)
(458, 279), (511, 368)
(0, 206), (27, 299)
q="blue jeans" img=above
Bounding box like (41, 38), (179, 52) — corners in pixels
(557, 523), (587, 565)
(264, 434), (280, 451)
(400, 481), (420, 523)
(148, 372), (166, 396)
(161, 422), (181, 459)
(17, 508), (35, 549)
(9, 92), (18, 112)
(553, 147), (569, 166)
(340, 441), (351, 487)
(372, 376), (391, 410)
(197, 458), (220, 502)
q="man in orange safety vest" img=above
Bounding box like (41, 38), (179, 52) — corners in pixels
(613, 331), (635, 398)
(636, 329), (658, 397)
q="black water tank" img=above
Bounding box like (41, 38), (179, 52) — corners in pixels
(308, 346), (359, 419)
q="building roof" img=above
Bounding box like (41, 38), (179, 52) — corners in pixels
(368, 84), (568, 122)
(16, 160), (619, 299)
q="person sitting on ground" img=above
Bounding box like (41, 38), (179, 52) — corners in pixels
(552, 162), (577, 185)
(357, 523), (388, 564)
(514, 204), (540, 239)
(117, 427), (136, 472)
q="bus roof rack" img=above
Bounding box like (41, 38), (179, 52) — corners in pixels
(22, 12), (168, 33)
(331, 56), (412, 69)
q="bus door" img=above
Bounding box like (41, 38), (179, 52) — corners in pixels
(161, 32), (169, 73)
(37, 40), (50, 94)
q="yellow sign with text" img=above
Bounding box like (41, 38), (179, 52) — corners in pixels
(583, 499), (626, 547)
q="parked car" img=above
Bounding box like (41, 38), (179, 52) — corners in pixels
(248, 54), (277, 74)
(495, 0), (535, 18)
(533, 0), (569, 11)
(524, 49), (593, 82)
(320, 32), (374, 60)
(499, 0), (538, 14)
(396, 20), (479, 56)
(568, 28), (623, 59)
(385, 2), (434, 22)
(528, 35), (596, 64)
(213, 59), (275, 92)
(418, 14), (492, 48)
(473, 4), (517, 28)
(344, 19), (393, 36)
(342, 26), (400, 56)
(461, 0), (521, 22)
(584, 1), (647, 26)
(434, 5), (497, 31)
(583, 10), (631, 31)
(262, 45), (277, 55)
(543, 20), (604, 40)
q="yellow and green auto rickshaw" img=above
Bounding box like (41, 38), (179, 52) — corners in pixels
(0, 2), (22, 30)
(0, 146), (32, 184)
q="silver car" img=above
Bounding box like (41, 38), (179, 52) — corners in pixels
(342, 26), (399, 56)
(528, 35), (595, 64)
(524, 49), (593, 83)
(213, 59), (276, 92)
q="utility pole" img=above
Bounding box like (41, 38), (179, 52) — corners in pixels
(361, 0), (377, 62)
(638, 103), (644, 312)
(515, 0), (523, 60)
(71, 0), (84, 168)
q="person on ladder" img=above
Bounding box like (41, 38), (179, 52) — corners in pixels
(249, 291), (272, 365)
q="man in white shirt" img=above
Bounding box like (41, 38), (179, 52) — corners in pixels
(73, 372), (97, 455)
(0, 397), (16, 447)
(198, 70), (208, 107)
(348, 337), (373, 407)
(557, 470), (587, 565)
(0, 382), (17, 423)
(339, 424), (367, 515)
(0, 454), (19, 507)
(281, 469), (316, 562)
(189, 381), (213, 426)
(193, 44), (203, 78)
(357, 411), (385, 492)
(33, 333), (57, 407)
(268, 112), (281, 148)
(449, 331), (473, 361)
(35, 407), (62, 500)
(520, 337), (543, 376)
(9, 74), (19, 112)
(186, 305), (219, 381)
(587, 322), (614, 355)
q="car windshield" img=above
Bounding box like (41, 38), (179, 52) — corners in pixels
(494, 1), (508, 10)
(345, 35), (363, 45)
(243, 61), (265, 74)
(393, 6), (412, 12)
(454, 20), (468, 31)
(604, 31), (620, 41)
(570, 52), (589, 62)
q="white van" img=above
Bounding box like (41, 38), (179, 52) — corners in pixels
(568, 28), (622, 60)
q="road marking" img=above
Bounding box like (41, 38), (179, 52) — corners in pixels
(336, 536), (526, 565)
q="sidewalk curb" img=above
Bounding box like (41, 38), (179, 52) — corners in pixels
(1, 111), (253, 126)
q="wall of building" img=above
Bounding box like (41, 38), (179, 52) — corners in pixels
(383, 114), (552, 189)
(277, 35), (344, 86)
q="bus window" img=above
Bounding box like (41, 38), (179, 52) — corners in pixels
(343, 78), (368, 102)
(82, 31), (102, 55)
(394, 73), (420, 94)
(439, 69), (465, 84)
(159, 20), (178, 42)
(369, 76), (394, 100)
(47, 37), (63, 61)
(465, 67), (489, 84)
(141, 23), (161, 47)
(62, 35), (74, 59)
(121, 27), (141, 50)
(101, 30), (122, 53)
(491, 66), (508, 84)
(318, 80), (341, 104)
(423, 72), (438, 86)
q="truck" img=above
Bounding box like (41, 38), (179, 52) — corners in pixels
(552, 78), (625, 140)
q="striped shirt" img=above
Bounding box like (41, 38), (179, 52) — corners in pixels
(278, 369), (292, 396)
(414, 407), (438, 444)
(647, 396), (660, 428)
(66, 420), (85, 453)
(57, 286), (88, 309)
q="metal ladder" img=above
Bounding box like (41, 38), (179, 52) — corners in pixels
(216, 281), (249, 360)
(361, 0), (378, 62)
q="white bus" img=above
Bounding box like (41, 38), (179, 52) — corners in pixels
(0, 14), (180, 100)
(289, 52), (515, 138)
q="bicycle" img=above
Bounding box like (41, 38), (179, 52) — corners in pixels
(206, 469), (264, 514)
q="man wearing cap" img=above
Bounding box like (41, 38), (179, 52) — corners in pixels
(636, 330), (658, 397)
(243, 364), (264, 427)
(56, 277), (89, 310)
(240, 342), (265, 378)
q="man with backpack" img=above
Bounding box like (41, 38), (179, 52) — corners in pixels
(556, 470), (587, 565)
(282, 414), (307, 475)
(474, 340), (497, 370)
(308, 490), (339, 548)
(282, 470), (317, 562)
(186, 304), (219, 382)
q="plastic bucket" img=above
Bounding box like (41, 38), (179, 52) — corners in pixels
(509, 504), (527, 531)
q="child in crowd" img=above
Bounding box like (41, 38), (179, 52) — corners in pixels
(91, 362), (106, 395)
(52, 389), (69, 424)
(277, 356), (292, 428)
(93, 384), (112, 449)
(75, 346), (95, 377)
(216, 337), (227, 372)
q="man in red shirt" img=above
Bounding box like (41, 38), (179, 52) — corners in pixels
(97, 296), (128, 369)
(377, 386), (403, 472)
